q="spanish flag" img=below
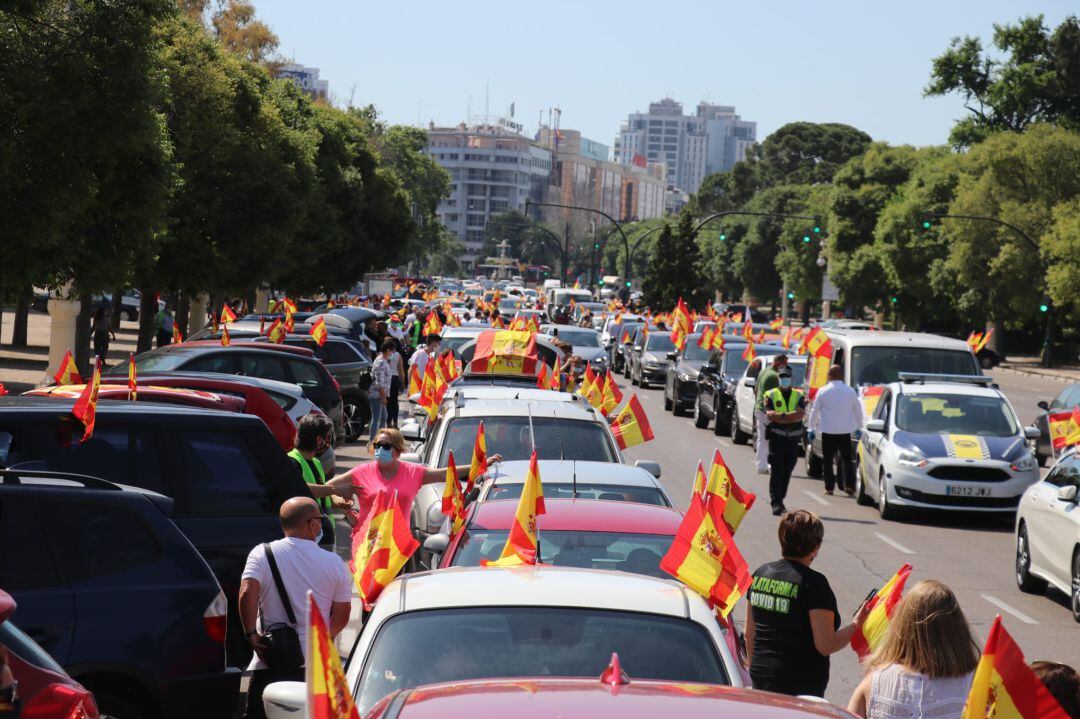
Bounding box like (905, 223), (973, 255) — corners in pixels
(305, 592), (360, 719)
(172, 324), (184, 345)
(417, 362), (442, 422)
(408, 364), (422, 396)
(350, 491), (419, 610)
(284, 311), (295, 333)
(801, 326), (830, 357)
(660, 491), (751, 617)
(806, 335), (834, 400)
(601, 371), (624, 417)
(611, 394), (654, 449)
(72, 356), (102, 443)
(310, 316), (328, 347)
(535, 361), (550, 389)
(579, 364), (596, 396)
(220, 303), (237, 324)
(698, 326), (716, 350)
(711, 331), (726, 351)
(282, 297), (298, 315)
(961, 616), (1070, 719)
(467, 421), (487, 494)
(742, 320), (754, 341)
(267, 318), (286, 344)
(741, 342), (755, 362)
(1046, 408), (1080, 455)
(670, 298), (691, 350)
(482, 450), (545, 567)
(851, 563), (913, 660)
(702, 449), (755, 534)
(441, 451), (466, 535)
(127, 354), (137, 401)
(582, 370), (605, 410)
(220, 324), (231, 347)
(470, 330), (538, 375)
(424, 312), (443, 336)
(770, 318), (784, 331)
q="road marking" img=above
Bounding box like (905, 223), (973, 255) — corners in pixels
(802, 490), (830, 506)
(981, 594), (1037, 625)
(874, 532), (914, 555)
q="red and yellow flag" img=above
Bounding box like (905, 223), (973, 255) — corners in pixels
(801, 326), (829, 356)
(441, 451), (467, 536)
(601, 371), (624, 417)
(417, 361), (443, 422)
(699, 449), (755, 534)
(284, 311), (295, 333)
(535, 361), (550, 389)
(851, 563), (914, 660)
(670, 298), (691, 350)
(1047, 409), (1080, 454)
(699, 326), (716, 350)
(467, 421), (487, 495)
(742, 320), (754, 341)
(72, 356), (102, 443)
(306, 592), (360, 719)
(611, 394), (654, 450)
(806, 333), (834, 400)
(407, 364), (422, 396)
(127, 354), (137, 401)
(741, 342), (755, 362)
(470, 330), (538, 375)
(579, 365), (597, 396)
(769, 318), (784, 331)
(310, 317), (328, 347)
(482, 450), (545, 567)
(220, 303), (237, 325)
(220, 324), (231, 347)
(424, 312), (443, 337)
(172, 324), (184, 345)
(350, 491), (419, 610)
(660, 492), (751, 617)
(961, 615), (1070, 719)
(281, 297), (298, 315)
(267, 318), (286, 344)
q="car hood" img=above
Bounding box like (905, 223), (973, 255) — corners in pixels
(572, 346), (606, 362)
(678, 361), (707, 377)
(893, 430), (1027, 462)
(641, 352), (665, 364)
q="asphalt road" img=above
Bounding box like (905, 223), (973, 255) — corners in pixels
(621, 367), (1079, 706)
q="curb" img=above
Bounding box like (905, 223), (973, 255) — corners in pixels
(996, 364), (1078, 384)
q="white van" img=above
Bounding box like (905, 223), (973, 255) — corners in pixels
(542, 279), (562, 291)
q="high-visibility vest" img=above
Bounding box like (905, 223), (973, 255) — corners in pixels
(288, 449), (329, 513)
(765, 387), (803, 415)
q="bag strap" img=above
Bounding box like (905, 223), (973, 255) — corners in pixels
(263, 543), (297, 626)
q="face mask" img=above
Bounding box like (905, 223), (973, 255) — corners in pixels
(374, 447), (395, 465)
(314, 526), (324, 544)
(779, 377), (792, 389)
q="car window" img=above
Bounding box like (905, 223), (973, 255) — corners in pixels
(50, 500), (160, 581)
(179, 430), (276, 515)
(486, 483), (668, 507)
(895, 394), (1018, 437)
(186, 353), (239, 375)
(36, 423), (169, 496)
(850, 347), (978, 387)
(238, 353), (288, 382)
(357, 607), (728, 713)
(1062, 385), (1080, 409)
(682, 343), (711, 362)
(1045, 458), (1071, 487)
(873, 390), (892, 422)
(1063, 457), (1080, 489)
(322, 342), (358, 365)
(289, 360), (325, 389)
(644, 335), (675, 353)
(0, 497), (61, 589)
(440, 418), (616, 464)
(452, 529), (674, 577)
(746, 359), (762, 379)
(0, 427), (25, 468)
(722, 350), (750, 379)
(555, 329), (600, 347)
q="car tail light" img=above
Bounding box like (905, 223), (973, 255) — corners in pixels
(22, 683), (99, 719)
(203, 590), (228, 643)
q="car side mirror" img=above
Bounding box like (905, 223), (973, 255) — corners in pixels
(744, 377), (757, 388)
(1057, 485), (1078, 503)
(1037, 400), (1050, 411)
(633, 345), (642, 352)
(1024, 426), (1041, 440)
(666, 351), (677, 361)
(400, 421), (424, 441)
(262, 681), (306, 717)
(865, 419), (886, 433)
(635, 459), (662, 478)
(423, 532), (451, 555)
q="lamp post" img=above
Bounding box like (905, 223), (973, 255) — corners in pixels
(525, 200), (632, 286)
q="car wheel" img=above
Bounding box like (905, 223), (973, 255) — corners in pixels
(694, 396), (708, 429)
(712, 399), (725, 436)
(730, 404), (750, 444)
(1015, 524), (1047, 593)
(855, 455), (873, 506)
(341, 398), (366, 443)
(88, 688), (146, 719)
(663, 388), (673, 411)
(806, 449), (823, 478)
(878, 471), (897, 520)
(672, 383), (686, 417)
(1072, 550), (1080, 623)
(623, 361), (630, 379)
(1036, 450), (1047, 468)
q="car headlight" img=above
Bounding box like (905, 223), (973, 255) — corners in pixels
(897, 450), (928, 468)
(1011, 453), (1038, 472)
(679, 373), (695, 383)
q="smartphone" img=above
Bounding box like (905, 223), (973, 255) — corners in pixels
(856, 587), (878, 617)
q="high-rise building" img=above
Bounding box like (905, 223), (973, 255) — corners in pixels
(696, 102), (757, 176)
(277, 62), (329, 99)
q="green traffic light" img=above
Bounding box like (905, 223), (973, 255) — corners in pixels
(599, 279), (605, 285)
(1040, 303), (1049, 312)
(719, 233), (726, 241)
(625, 281), (631, 288)
(593, 243), (599, 250)
(786, 292), (795, 300)
(891, 297), (898, 304)
(922, 221), (931, 229)
(813, 226), (821, 234)
(802, 235), (811, 243)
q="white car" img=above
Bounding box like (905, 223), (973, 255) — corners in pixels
(1015, 448), (1080, 622)
(261, 567), (745, 718)
(856, 375), (1040, 519)
(478, 459), (671, 506)
(730, 355), (807, 442)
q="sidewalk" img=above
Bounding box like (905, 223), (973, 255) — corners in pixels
(998, 356), (1080, 383)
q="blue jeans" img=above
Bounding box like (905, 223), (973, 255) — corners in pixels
(368, 394), (386, 438)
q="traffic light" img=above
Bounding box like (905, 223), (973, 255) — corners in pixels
(599, 278), (605, 286)
(1040, 302), (1049, 312)
(593, 243), (600, 250)
(786, 291), (795, 300)
(890, 296), (898, 304)
(625, 280), (632, 288)
(719, 233), (726, 241)
(803, 235), (811, 243)
(813, 226), (821, 234)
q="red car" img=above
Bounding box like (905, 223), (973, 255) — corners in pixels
(364, 657), (854, 719)
(0, 590), (99, 718)
(437, 499), (683, 578)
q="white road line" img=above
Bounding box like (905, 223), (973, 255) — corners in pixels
(802, 490), (830, 506)
(981, 594), (1037, 625)
(874, 532), (915, 555)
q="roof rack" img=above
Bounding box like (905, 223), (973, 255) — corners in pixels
(897, 372), (994, 386)
(0, 468), (122, 490)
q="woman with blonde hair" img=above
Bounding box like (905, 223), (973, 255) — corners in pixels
(847, 580), (979, 718)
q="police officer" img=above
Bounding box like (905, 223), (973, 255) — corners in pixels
(287, 414), (354, 527)
(763, 366), (807, 515)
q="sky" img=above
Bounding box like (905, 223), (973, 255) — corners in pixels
(255, 0), (1075, 148)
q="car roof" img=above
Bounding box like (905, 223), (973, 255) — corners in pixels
(444, 387), (578, 403)
(826, 329), (973, 351)
(0, 395), (251, 418)
(389, 566), (689, 615)
(487, 460), (658, 487)
(443, 399), (603, 421)
(441, 327), (487, 338)
(471, 498), (681, 534)
(890, 381), (1003, 398)
(132, 371), (305, 397)
(181, 340), (314, 357)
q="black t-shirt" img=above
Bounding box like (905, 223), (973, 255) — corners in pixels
(748, 559), (838, 688)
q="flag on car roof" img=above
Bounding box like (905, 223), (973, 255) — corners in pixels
(172, 323), (184, 345)
(441, 451), (467, 536)
(284, 311), (295, 333)
(310, 316), (328, 347)
(408, 364), (422, 397)
(424, 312), (443, 336)
(417, 361), (442, 422)
(601, 371), (624, 417)
(482, 450), (545, 567)
(470, 330), (538, 375)
(961, 615), (1070, 719)
(610, 394), (654, 450)
(851, 563), (913, 660)
(670, 298), (691, 350)
(742, 320), (754, 341)
(220, 303), (237, 325)
(267, 318), (286, 344)
(806, 332), (834, 400)
(220, 324), (231, 347)
(467, 421), (487, 495)
(72, 356), (102, 443)
(579, 364), (597, 398)
(741, 342), (755, 362)
(127, 354), (137, 401)
(800, 326), (828, 356)
(699, 326), (715, 350)
(702, 449), (755, 534)
(769, 318), (784, 331)
(350, 491), (419, 611)
(282, 297), (298, 315)
(306, 592), (360, 719)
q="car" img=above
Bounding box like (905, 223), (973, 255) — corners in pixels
(611, 322), (644, 372)
(476, 459), (672, 506)
(440, 326), (490, 358)
(631, 331), (676, 389)
(261, 566), (746, 717)
(663, 333), (714, 417)
(693, 338), (783, 436)
(729, 355), (808, 445)
(855, 375), (1041, 519)
(433, 498), (682, 577)
(0, 470), (240, 719)
(816, 319), (877, 331)
(803, 330), (983, 478)
(1015, 448), (1080, 622)
(0, 589), (99, 719)
(114, 342), (344, 440)
(571, 301), (607, 323)
(600, 314), (645, 352)
(1032, 383), (1080, 467)
(545, 325), (608, 376)
(0, 397), (333, 666)
(713, 304), (769, 323)
(454, 334), (566, 383)
(547, 288), (594, 321)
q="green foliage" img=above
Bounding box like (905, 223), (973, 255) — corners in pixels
(751, 122), (873, 187)
(1044, 198), (1080, 322)
(642, 214), (706, 309)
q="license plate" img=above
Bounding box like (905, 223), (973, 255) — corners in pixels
(945, 485), (993, 497)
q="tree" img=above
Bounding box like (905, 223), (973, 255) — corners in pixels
(752, 122), (873, 187)
(642, 214), (706, 310)
(1044, 197), (1080, 322)
(211, 0), (279, 67)
(689, 161), (763, 216)
(926, 15), (1080, 147)
(732, 185), (812, 304)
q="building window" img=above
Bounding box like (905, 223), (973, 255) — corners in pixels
(465, 230), (485, 243)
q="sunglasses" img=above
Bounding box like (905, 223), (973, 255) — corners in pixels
(372, 442), (396, 451)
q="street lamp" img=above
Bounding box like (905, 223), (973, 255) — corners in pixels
(525, 200), (632, 287)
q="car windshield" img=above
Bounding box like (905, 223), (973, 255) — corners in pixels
(487, 482), (668, 506)
(557, 329), (600, 347)
(722, 349), (749, 379)
(851, 347), (978, 387)
(440, 418), (616, 463)
(442, 334), (481, 358)
(357, 607), (728, 712)
(128, 352), (190, 372)
(618, 324), (642, 342)
(683, 342), (712, 362)
(644, 335), (675, 352)
(784, 362), (808, 386)
(895, 394), (1019, 437)
(451, 529), (674, 576)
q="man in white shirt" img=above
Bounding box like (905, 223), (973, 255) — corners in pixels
(806, 364), (866, 496)
(238, 497), (352, 719)
(408, 333), (441, 381)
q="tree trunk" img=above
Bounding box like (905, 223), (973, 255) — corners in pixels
(137, 287), (157, 353)
(1041, 308), (1056, 368)
(74, 291), (92, 371)
(11, 291), (30, 348)
(110, 287), (124, 330)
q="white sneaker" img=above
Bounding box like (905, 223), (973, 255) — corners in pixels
(756, 467), (770, 475)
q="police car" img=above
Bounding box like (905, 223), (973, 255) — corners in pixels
(855, 373), (1041, 519)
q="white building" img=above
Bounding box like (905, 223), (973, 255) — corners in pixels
(278, 62), (329, 99)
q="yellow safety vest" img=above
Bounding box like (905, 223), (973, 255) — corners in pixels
(288, 449), (329, 513)
(765, 387), (803, 414)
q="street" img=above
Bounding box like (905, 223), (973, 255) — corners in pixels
(620, 368), (1079, 704)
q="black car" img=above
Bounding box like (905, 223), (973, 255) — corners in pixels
(610, 322), (643, 372)
(631, 332), (676, 389)
(1034, 383), (1080, 466)
(663, 334), (713, 417)
(0, 469), (241, 719)
(693, 337), (783, 435)
(0, 398), (330, 667)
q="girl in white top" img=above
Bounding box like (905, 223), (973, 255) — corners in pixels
(848, 580), (980, 719)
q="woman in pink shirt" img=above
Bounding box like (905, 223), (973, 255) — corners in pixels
(329, 427), (500, 529)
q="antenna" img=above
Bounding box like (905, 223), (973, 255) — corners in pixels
(527, 402), (536, 454)
(572, 460), (578, 499)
